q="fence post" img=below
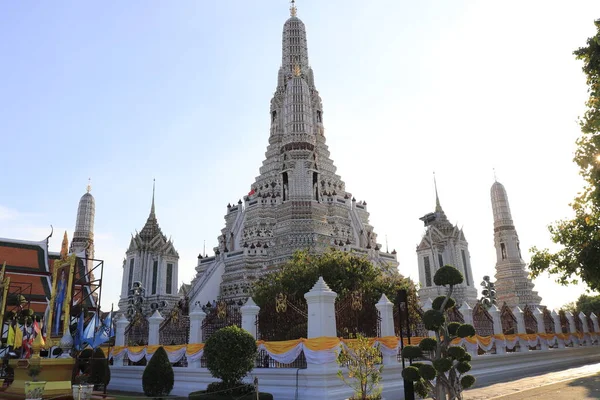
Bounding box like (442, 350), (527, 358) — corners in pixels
(534, 308), (548, 351)
(148, 310), (164, 346)
(488, 305), (505, 355)
(550, 310), (565, 348)
(578, 311), (589, 346)
(513, 307), (528, 353)
(241, 298), (260, 339)
(591, 313), (600, 334)
(304, 277), (337, 339)
(566, 311), (579, 346)
(114, 314), (130, 365)
(459, 303), (476, 356)
(188, 304), (207, 368)
(375, 294), (397, 365)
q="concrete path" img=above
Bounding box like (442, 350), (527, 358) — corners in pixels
(464, 362), (600, 399)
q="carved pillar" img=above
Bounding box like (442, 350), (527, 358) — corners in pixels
(580, 312), (590, 346)
(148, 310), (164, 346)
(488, 305), (505, 355)
(591, 313), (600, 333)
(188, 304), (207, 368)
(551, 310), (565, 349)
(375, 294), (397, 365)
(459, 302), (476, 356)
(513, 306), (528, 353)
(566, 311), (579, 346)
(534, 308), (548, 351)
(304, 277), (337, 338)
(241, 298), (260, 339)
(115, 314), (130, 365)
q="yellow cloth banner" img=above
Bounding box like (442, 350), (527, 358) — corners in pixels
(7, 325), (14, 347)
(14, 324), (23, 349)
(302, 337), (340, 351)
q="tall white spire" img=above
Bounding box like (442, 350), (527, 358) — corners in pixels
(71, 180), (95, 260)
(491, 180), (542, 307)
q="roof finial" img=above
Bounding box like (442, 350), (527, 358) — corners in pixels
(290, 0), (297, 17)
(151, 179), (156, 216)
(433, 172), (442, 212)
(493, 168), (497, 182)
(60, 231), (69, 259)
(86, 178), (92, 193)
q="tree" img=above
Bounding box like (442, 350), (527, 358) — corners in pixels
(563, 294), (600, 315)
(530, 19), (600, 291)
(142, 346), (174, 398)
(337, 334), (383, 400)
(204, 325), (257, 392)
(401, 265), (476, 400)
(252, 249), (419, 337)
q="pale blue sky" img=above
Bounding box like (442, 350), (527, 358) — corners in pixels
(1, 1), (599, 311)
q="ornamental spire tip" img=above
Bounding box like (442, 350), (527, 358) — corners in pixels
(290, 0), (297, 17)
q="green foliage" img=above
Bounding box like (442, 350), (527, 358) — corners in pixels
(206, 382), (254, 396)
(418, 364), (437, 380)
(447, 346), (466, 360)
(461, 375), (476, 389)
(432, 296), (456, 311)
(414, 380), (429, 398)
(530, 20), (600, 292)
(205, 326), (257, 387)
(337, 334), (383, 400)
(456, 361), (472, 374)
(564, 294), (600, 316)
(253, 250), (420, 329)
(423, 310), (445, 331)
(142, 346), (174, 398)
(457, 324), (476, 338)
(433, 265), (463, 286)
(447, 322), (461, 336)
(402, 366), (420, 381)
(401, 345), (422, 359)
(89, 348), (110, 389)
(460, 353), (472, 363)
(418, 338), (437, 352)
(433, 358), (452, 373)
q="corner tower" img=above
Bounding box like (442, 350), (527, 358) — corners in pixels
(118, 182), (179, 314)
(491, 180), (542, 307)
(70, 180), (95, 262)
(189, 3), (399, 305)
(417, 178), (477, 306)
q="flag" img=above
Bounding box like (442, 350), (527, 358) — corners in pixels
(82, 312), (98, 346)
(74, 311), (85, 351)
(14, 324), (23, 350)
(42, 298), (50, 338)
(248, 188), (255, 196)
(7, 324), (14, 347)
(91, 311), (114, 349)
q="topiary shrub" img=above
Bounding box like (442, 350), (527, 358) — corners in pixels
(401, 265), (476, 399)
(89, 348), (110, 390)
(204, 325), (257, 390)
(142, 346), (174, 398)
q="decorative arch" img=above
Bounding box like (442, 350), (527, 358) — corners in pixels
(523, 305), (538, 334)
(500, 304), (517, 335)
(473, 303), (494, 336)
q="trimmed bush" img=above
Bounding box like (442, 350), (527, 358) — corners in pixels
(204, 325), (257, 388)
(402, 366), (420, 381)
(460, 353), (472, 362)
(432, 296), (456, 311)
(89, 348), (110, 389)
(457, 324), (476, 338)
(401, 345), (422, 359)
(142, 346), (174, 398)
(418, 337), (437, 352)
(447, 322), (461, 336)
(447, 346), (466, 360)
(456, 361), (472, 374)
(423, 309), (445, 331)
(433, 265), (463, 286)
(433, 358), (452, 373)
(461, 375), (476, 389)
(418, 364), (436, 380)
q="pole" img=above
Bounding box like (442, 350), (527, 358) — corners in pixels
(397, 290), (415, 400)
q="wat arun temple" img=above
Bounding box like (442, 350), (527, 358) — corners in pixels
(187, 3), (399, 306)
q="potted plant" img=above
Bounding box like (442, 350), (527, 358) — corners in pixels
(72, 372), (94, 400)
(24, 365), (46, 400)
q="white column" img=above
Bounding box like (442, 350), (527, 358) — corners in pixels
(551, 310), (565, 349)
(115, 314), (130, 366)
(513, 306), (528, 353)
(566, 311), (579, 346)
(241, 298), (260, 339)
(534, 308), (548, 351)
(579, 312), (590, 346)
(304, 277), (337, 339)
(188, 304), (207, 368)
(148, 310), (164, 346)
(459, 302), (476, 356)
(488, 305), (505, 354)
(591, 312), (600, 333)
(375, 294), (397, 366)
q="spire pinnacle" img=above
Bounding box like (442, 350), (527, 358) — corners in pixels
(151, 179), (156, 216)
(86, 178), (91, 193)
(493, 168), (497, 182)
(290, 0), (297, 17)
(434, 172), (442, 212)
(60, 231), (69, 259)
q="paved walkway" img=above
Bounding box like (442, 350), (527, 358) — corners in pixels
(464, 362), (600, 400)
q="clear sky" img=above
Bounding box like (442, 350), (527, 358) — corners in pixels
(1, 1), (599, 312)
